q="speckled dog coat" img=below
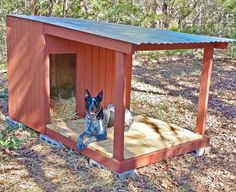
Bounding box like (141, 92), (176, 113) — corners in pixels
(77, 104), (133, 151)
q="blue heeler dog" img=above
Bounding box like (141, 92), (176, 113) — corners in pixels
(77, 89), (133, 151)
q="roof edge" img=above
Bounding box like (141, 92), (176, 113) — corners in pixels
(134, 42), (229, 51)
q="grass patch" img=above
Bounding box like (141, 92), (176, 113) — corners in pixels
(0, 87), (8, 99)
(0, 61), (6, 71)
(153, 100), (171, 119)
(0, 119), (20, 151)
(0, 132), (19, 150)
(0, 114), (36, 153)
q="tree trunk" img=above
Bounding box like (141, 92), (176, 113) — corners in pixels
(49, 0), (54, 17)
(62, 0), (68, 17)
(178, 1), (199, 29)
(151, 0), (158, 28)
(162, 1), (169, 28)
(29, 0), (36, 15)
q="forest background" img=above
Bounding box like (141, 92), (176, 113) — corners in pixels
(0, 0), (235, 64)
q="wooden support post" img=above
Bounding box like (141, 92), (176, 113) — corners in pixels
(113, 52), (125, 161)
(124, 54), (132, 109)
(196, 46), (214, 135)
(44, 50), (50, 127)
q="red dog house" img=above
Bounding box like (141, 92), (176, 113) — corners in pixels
(6, 15), (234, 173)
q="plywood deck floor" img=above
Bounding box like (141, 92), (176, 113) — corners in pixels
(47, 115), (202, 159)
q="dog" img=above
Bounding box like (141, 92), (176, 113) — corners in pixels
(77, 89), (133, 151)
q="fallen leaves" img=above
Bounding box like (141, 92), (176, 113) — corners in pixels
(0, 55), (236, 191)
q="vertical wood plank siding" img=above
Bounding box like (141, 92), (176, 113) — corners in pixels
(7, 17), (132, 131)
(76, 44), (131, 116)
(7, 17), (46, 132)
(124, 54), (132, 109)
(46, 36), (128, 118)
(76, 43), (86, 117)
(105, 49), (113, 105)
(91, 46), (99, 95)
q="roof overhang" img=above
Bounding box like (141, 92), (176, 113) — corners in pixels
(7, 15), (234, 55)
(44, 24), (135, 54)
(134, 42), (228, 51)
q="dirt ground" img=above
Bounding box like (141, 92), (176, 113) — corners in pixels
(0, 53), (235, 192)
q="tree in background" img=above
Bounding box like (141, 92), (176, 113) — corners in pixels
(0, 0), (235, 62)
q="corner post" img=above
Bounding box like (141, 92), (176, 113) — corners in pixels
(43, 25), (50, 133)
(44, 47), (50, 128)
(124, 54), (133, 109)
(113, 52), (125, 161)
(196, 46), (214, 135)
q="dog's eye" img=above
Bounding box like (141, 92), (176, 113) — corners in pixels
(95, 101), (99, 107)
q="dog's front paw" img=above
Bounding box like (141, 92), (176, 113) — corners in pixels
(96, 131), (107, 141)
(77, 140), (87, 151)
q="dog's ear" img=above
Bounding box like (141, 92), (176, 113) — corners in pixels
(84, 89), (91, 101)
(96, 91), (103, 102)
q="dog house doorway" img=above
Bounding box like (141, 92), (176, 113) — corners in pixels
(49, 53), (77, 122)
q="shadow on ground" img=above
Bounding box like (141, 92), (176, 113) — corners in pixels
(132, 57), (236, 119)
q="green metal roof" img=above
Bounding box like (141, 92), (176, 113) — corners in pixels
(9, 15), (235, 45)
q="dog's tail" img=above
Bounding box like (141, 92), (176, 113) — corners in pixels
(107, 104), (115, 111)
(106, 103), (134, 131)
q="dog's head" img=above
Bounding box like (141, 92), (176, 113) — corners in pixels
(84, 89), (103, 116)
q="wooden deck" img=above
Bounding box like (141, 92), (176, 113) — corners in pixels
(47, 115), (202, 160)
